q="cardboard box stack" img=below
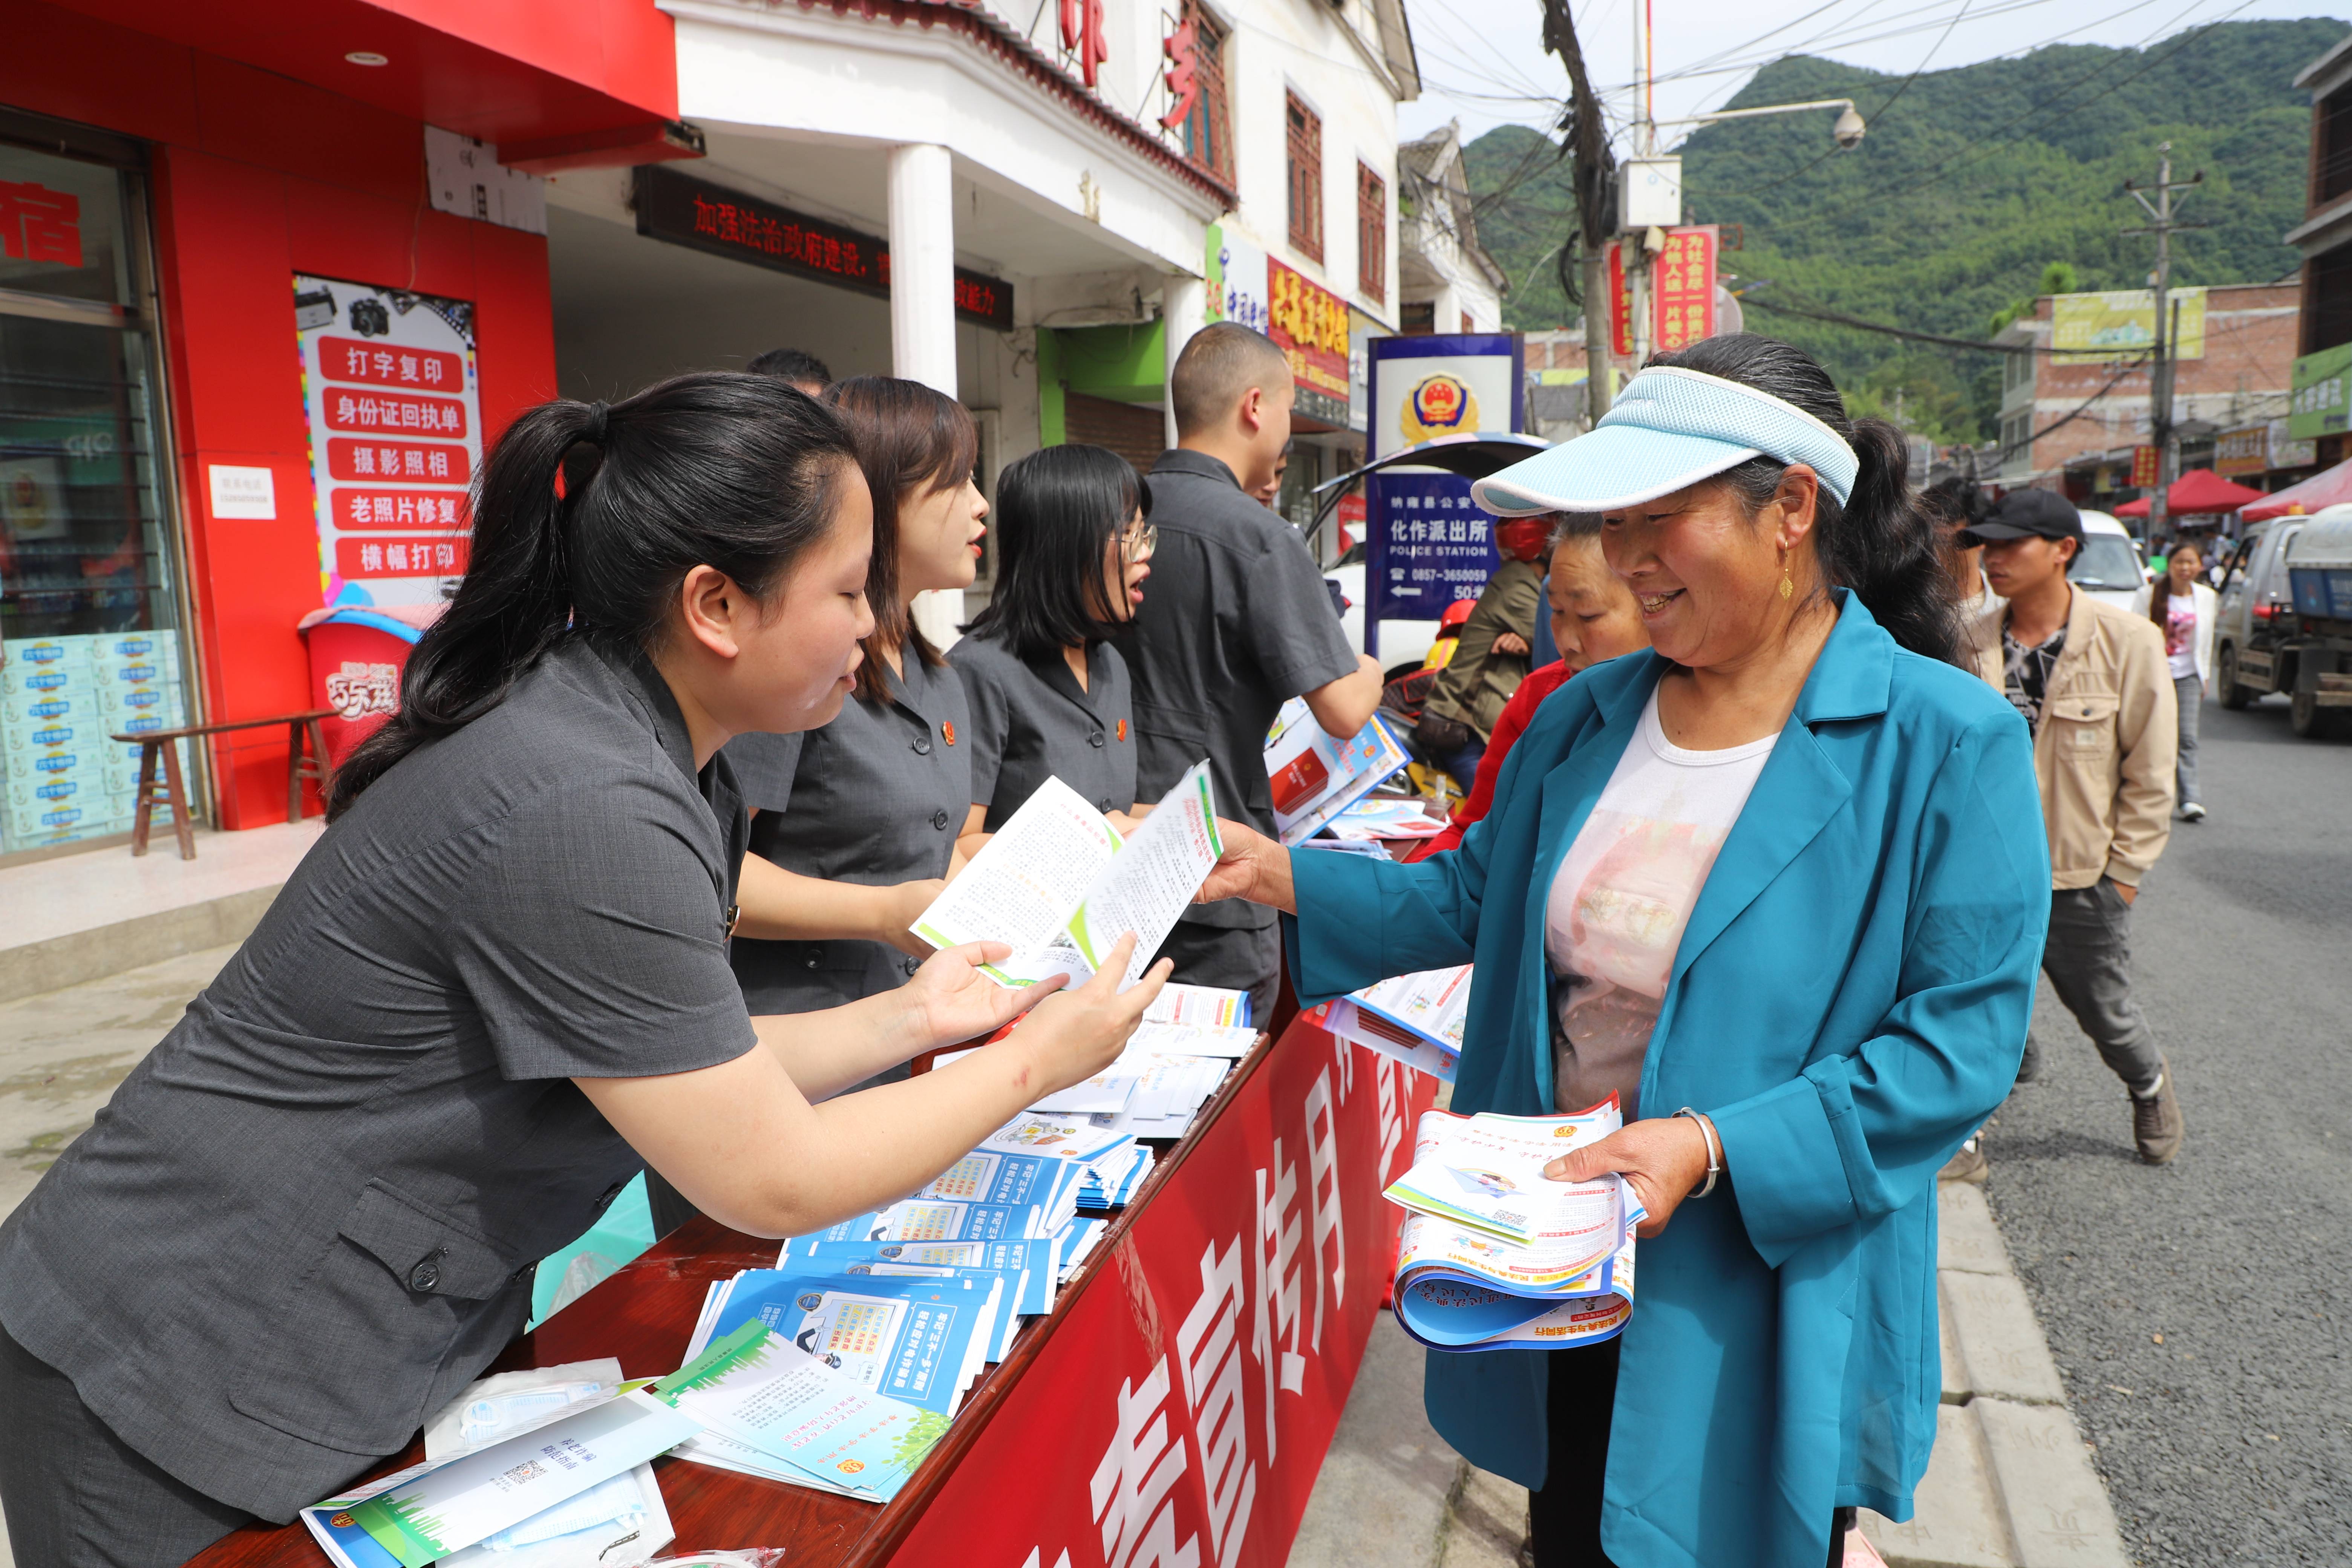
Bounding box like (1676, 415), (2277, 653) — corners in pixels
(1, 632), (189, 854)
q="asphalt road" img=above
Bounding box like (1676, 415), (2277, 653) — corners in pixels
(1979, 692), (2351, 1564)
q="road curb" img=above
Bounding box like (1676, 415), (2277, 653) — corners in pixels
(1860, 1184), (2133, 1568)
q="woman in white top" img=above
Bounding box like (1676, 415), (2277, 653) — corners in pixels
(2134, 541), (2218, 821)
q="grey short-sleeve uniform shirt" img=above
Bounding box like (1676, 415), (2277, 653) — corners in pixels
(725, 651), (971, 1012)
(949, 630), (1137, 825)
(0, 638), (756, 1522)
(1125, 449), (1359, 930)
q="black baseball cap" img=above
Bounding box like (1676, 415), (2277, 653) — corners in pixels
(1959, 488), (2082, 546)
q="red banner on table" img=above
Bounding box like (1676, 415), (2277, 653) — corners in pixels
(885, 1028), (1437, 1568)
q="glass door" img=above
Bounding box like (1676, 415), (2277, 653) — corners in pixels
(1, 121), (192, 857)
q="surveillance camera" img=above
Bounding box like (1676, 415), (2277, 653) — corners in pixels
(1833, 109), (1867, 150)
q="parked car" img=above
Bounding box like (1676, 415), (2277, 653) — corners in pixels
(2069, 510), (2150, 609)
(1325, 549), (1442, 678)
(2214, 506), (2352, 738)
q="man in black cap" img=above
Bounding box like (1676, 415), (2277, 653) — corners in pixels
(1947, 488), (2182, 1175)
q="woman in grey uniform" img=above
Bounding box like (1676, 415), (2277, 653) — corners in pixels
(726, 377), (989, 1020)
(0, 374), (1164, 1568)
(951, 444), (1155, 851)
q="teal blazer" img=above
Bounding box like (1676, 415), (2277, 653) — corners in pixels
(1285, 593), (2049, 1568)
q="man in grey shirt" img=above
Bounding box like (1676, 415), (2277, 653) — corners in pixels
(1123, 324), (1383, 1020)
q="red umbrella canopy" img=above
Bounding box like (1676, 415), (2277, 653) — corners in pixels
(2241, 455), (2352, 522)
(2114, 467), (2270, 518)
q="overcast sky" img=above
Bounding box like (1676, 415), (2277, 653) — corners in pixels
(1398, 0), (2352, 151)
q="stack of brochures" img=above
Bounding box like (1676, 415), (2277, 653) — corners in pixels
(1311, 964), (1473, 1082)
(1264, 696), (1412, 846)
(1325, 796), (1451, 841)
(1381, 1099), (1645, 1353)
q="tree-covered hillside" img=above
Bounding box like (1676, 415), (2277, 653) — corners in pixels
(1464, 18), (2348, 440)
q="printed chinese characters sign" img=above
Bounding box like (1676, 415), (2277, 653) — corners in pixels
(293, 275), (480, 608)
(1365, 475), (1501, 626)
(884, 1025), (1437, 1568)
(1603, 228), (1716, 355)
(1267, 259), (1352, 427)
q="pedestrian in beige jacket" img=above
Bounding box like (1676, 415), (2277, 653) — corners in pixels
(1955, 488), (2184, 1171)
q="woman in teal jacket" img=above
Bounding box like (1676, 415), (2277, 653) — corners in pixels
(1201, 336), (2049, 1568)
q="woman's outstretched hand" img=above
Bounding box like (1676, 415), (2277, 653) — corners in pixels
(1008, 934), (1171, 1095)
(901, 940), (1062, 1050)
(1192, 819), (1298, 914)
(1545, 1115), (1717, 1239)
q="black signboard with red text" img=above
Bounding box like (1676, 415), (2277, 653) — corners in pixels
(634, 165), (1014, 332)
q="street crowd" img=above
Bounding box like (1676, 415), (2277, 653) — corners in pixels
(0, 325), (2200, 1568)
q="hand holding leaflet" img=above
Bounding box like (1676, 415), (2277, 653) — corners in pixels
(909, 764), (1223, 988)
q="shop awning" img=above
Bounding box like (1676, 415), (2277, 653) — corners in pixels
(2113, 467), (2269, 519)
(2241, 457), (2352, 522)
(42, 0), (694, 171)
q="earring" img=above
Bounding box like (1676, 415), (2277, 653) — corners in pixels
(1780, 546), (1793, 600)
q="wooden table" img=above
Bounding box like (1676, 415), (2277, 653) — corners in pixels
(110, 709), (333, 859)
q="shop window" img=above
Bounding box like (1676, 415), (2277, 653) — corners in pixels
(1174, 4), (1234, 185)
(1357, 163), (1386, 303)
(1, 121), (194, 857)
(1286, 92), (1323, 263)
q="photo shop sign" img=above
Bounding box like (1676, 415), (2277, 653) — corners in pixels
(883, 1026), (1438, 1568)
(292, 275), (481, 608)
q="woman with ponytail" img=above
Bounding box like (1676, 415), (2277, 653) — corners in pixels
(0, 374), (1167, 1568)
(1194, 335), (2049, 1568)
(723, 376), (992, 1048)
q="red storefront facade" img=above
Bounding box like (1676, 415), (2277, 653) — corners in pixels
(0, 0), (682, 849)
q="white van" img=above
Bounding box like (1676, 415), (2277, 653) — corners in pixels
(2068, 510), (2150, 610)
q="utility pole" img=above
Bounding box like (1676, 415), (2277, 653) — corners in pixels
(1540, 0), (1616, 420)
(2123, 143), (2205, 542)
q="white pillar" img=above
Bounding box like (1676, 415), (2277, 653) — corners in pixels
(888, 143), (957, 395)
(888, 143), (964, 647)
(1162, 275), (1208, 452)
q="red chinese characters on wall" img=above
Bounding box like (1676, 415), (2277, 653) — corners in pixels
(321, 385), (469, 438)
(0, 180), (83, 268)
(334, 490), (466, 530)
(1061, 0), (1109, 88)
(1161, 19), (1199, 129)
(690, 193), (877, 287)
(1267, 260), (1353, 426)
(334, 535), (470, 580)
(325, 437), (467, 484)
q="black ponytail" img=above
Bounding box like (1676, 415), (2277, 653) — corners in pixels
(328, 372), (857, 818)
(1648, 334), (1968, 669)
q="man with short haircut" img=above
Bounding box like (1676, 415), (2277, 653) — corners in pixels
(1958, 488), (2184, 1170)
(746, 347), (833, 395)
(1128, 323), (1384, 1021)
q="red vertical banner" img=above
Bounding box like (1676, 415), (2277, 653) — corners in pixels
(883, 1026), (1439, 1568)
(1606, 240), (1632, 359)
(1651, 226), (1717, 353)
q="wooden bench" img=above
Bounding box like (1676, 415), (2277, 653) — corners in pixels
(108, 709), (334, 860)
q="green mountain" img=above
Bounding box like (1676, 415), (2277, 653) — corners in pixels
(1462, 17), (2350, 441)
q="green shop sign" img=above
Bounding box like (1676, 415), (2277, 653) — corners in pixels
(2289, 342), (2352, 441)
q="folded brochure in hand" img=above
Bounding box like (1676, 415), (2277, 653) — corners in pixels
(1316, 964), (1472, 1082)
(1382, 1100), (1645, 1352)
(909, 761), (1221, 988)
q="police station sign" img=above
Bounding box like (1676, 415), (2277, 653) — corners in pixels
(292, 274), (482, 608)
(1362, 335), (1527, 646)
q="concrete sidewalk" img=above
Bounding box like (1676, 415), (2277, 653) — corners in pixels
(1288, 1185), (2135, 1568)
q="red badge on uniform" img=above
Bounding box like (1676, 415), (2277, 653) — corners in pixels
(1116, 719), (1127, 742)
(943, 721), (957, 747)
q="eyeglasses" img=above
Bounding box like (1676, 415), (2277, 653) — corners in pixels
(1120, 520), (1158, 560)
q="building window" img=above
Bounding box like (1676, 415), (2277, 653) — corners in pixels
(2317, 84), (2352, 209)
(1357, 163), (1385, 302)
(1286, 92), (1323, 263)
(1461, 311), (1475, 335)
(1400, 299), (1435, 335)
(1174, 3), (1233, 185)
(2305, 242), (2352, 355)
